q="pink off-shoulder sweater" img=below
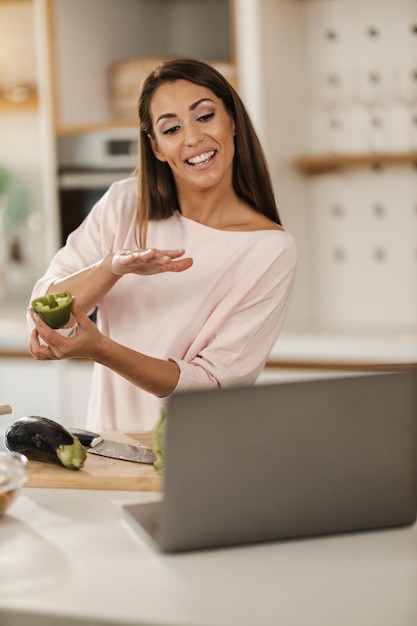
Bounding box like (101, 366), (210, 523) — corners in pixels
(29, 177), (297, 432)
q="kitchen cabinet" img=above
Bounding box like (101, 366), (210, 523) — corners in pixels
(294, 151), (417, 175)
(0, 358), (92, 428)
(0, 0), (55, 306)
(0, 93), (38, 113)
(46, 0), (234, 134)
(0, 0), (38, 113)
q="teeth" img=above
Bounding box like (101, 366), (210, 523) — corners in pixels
(187, 151), (215, 165)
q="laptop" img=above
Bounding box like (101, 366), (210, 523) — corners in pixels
(123, 370), (417, 553)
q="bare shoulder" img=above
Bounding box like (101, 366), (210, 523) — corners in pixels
(250, 213), (284, 232)
(209, 197), (286, 232)
(235, 207), (284, 232)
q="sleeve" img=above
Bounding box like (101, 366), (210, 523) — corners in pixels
(29, 178), (135, 301)
(169, 232), (297, 393)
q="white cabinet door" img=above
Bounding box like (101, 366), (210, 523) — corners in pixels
(50, 0), (233, 132)
(0, 359), (61, 422)
(0, 358), (92, 429)
(63, 360), (93, 429)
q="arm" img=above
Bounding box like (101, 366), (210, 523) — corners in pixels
(28, 235), (293, 399)
(46, 248), (193, 315)
(28, 179), (192, 397)
(29, 197), (296, 399)
(46, 254), (119, 315)
(170, 232), (298, 392)
(29, 248), (193, 397)
(29, 298), (181, 397)
(30, 178), (191, 313)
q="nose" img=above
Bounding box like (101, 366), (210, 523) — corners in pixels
(183, 121), (203, 146)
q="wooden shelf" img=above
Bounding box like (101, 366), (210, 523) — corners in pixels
(293, 152), (417, 175)
(265, 360), (417, 372)
(56, 119), (138, 137)
(0, 93), (38, 112)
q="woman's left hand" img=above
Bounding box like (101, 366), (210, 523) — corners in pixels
(111, 247), (193, 277)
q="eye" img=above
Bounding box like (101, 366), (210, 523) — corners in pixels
(197, 112), (215, 123)
(162, 124), (181, 136)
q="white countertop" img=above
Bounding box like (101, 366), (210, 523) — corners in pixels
(269, 330), (417, 365)
(1, 487), (417, 626)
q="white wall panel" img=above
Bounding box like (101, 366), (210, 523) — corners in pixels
(303, 0), (417, 156)
(310, 167), (417, 330)
(299, 0), (417, 331)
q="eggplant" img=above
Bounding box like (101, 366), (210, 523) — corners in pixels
(4, 416), (87, 470)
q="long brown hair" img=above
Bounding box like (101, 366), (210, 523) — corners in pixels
(136, 58), (281, 247)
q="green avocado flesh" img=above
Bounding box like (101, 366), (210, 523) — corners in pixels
(32, 292), (73, 329)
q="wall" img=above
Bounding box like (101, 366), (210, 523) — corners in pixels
(246, 0), (417, 333)
(303, 0), (417, 331)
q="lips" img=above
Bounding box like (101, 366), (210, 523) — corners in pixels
(186, 150), (216, 166)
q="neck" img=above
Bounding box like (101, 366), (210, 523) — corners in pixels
(177, 184), (242, 229)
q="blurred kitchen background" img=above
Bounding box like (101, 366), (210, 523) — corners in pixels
(1, 0), (416, 426)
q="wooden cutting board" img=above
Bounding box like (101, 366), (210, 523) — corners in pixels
(25, 432), (163, 492)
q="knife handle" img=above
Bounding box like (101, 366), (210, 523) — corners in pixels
(70, 428), (103, 447)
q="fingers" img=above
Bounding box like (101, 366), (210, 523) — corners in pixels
(135, 248), (187, 260)
(118, 248), (187, 264)
(28, 327), (57, 360)
(164, 256), (193, 272)
(113, 248), (193, 275)
(28, 307), (76, 360)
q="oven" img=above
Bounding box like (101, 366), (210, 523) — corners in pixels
(57, 129), (138, 246)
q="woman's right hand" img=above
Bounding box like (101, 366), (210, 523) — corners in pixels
(110, 248), (193, 276)
(28, 298), (103, 362)
(29, 297), (182, 397)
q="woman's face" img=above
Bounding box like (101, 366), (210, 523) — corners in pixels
(148, 79), (235, 192)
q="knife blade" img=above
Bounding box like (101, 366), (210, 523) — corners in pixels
(70, 428), (156, 465)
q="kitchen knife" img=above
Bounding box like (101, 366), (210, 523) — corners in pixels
(70, 428), (156, 465)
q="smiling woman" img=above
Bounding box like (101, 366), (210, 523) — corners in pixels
(136, 59), (284, 245)
(27, 58), (297, 433)
(147, 80), (237, 217)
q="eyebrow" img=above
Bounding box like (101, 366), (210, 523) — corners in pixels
(155, 98), (216, 125)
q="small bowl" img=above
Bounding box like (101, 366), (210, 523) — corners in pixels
(0, 451), (28, 517)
